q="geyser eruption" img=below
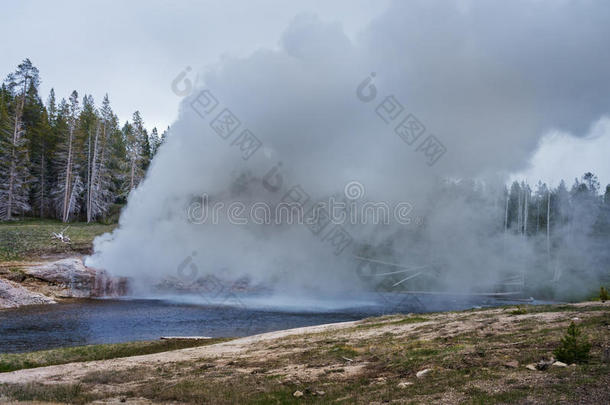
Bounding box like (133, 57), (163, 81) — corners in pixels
(86, 1), (610, 304)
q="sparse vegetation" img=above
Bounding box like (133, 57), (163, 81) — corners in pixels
(553, 321), (592, 364)
(510, 307), (528, 315)
(0, 218), (115, 261)
(0, 337), (231, 373)
(1, 303), (607, 404)
(600, 286), (609, 303)
(355, 315), (428, 329)
(0, 382), (95, 404)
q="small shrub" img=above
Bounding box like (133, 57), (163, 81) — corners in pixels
(600, 286), (608, 303)
(553, 322), (591, 364)
(510, 307), (528, 315)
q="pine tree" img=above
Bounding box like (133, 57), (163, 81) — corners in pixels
(80, 94), (99, 221)
(0, 91), (15, 216)
(160, 126), (170, 145)
(508, 181), (521, 231)
(149, 127), (161, 157)
(30, 108), (54, 217)
(84, 94), (114, 222)
(54, 91), (83, 222)
(123, 111), (147, 194)
(553, 322), (591, 364)
(0, 59), (39, 219)
(47, 88), (57, 124)
(132, 111), (150, 172)
(104, 102), (126, 204)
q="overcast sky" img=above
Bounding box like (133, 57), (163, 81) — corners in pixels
(1, 0), (388, 131)
(2, 0), (609, 187)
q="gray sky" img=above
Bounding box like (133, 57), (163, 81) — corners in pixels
(2, 0), (388, 131)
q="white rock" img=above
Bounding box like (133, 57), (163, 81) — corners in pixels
(22, 257), (128, 298)
(552, 361), (568, 367)
(397, 381), (413, 388)
(416, 368), (432, 378)
(0, 279), (55, 308)
(526, 364), (537, 371)
(293, 390), (303, 398)
(23, 258), (95, 297)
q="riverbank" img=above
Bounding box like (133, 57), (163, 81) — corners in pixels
(0, 219), (122, 308)
(0, 257), (129, 309)
(0, 301), (607, 404)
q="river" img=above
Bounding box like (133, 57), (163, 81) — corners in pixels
(0, 293), (536, 353)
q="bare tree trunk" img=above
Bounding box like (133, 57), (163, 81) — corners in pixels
(87, 124), (100, 223)
(523, 190), (529, 236)
(536, 198), (540, 235)
(130, 156), (136, 191)
(504, 192), (509, 232)
(517, 188), (522, 234)
(39, 151), (45, 217)
(86, 130), (92, 222)
(62, 126), (74, 223)
(6, 154), (15, 220)
(6, 81), (28, 220)
(546, 191), (551, 267)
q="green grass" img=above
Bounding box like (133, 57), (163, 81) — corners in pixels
(0, 382), (95, 404)
(509, 307), (528, 315)
(356, 315), (428, 329)
(0, 338), (231, 373)
(0, 218), (116, 261)
(508, 303), (608, 314)
(465, 387), (529, 404)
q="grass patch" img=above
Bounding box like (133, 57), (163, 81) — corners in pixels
(356, 315), (428, 329)
(465, 387), (529, 404)
(520, 304), (608, 314)
(0, 218), (116, 261)
(0, 382), (95, 404)
(81, 366), (150, 384)
(0, 338), (231, 373)
(329, 344), (359, 359)
(509, 307), (528, 315)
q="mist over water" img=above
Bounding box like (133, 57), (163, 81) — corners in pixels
(86, 1), (610, 307)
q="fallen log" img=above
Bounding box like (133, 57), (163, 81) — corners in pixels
(160, 336), (213, 340)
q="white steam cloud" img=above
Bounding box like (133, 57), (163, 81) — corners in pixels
(87, 1), (610, 304)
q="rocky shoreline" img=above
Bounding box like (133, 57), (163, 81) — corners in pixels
(0, 257), (129, 309)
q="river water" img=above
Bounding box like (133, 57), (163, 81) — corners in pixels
(0, 294), (535, 353)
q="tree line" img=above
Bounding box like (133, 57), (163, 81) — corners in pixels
(0, 59), (167, 222)
(503, 173), (610, 239)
